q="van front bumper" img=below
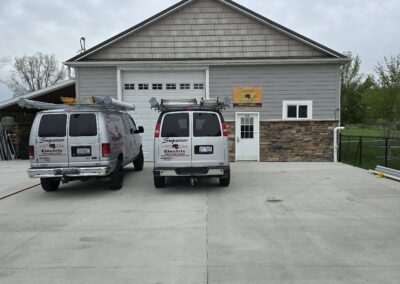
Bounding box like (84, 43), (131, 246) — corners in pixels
(153, 166), (230, 177)
(28, 166), (113, 178)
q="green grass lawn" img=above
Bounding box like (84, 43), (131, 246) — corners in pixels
(342, 126), (400, 138)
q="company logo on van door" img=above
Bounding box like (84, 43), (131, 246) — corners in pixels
(160, 138), (189, 160)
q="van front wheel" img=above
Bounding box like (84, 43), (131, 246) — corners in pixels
(110, 160), (124, 190)
(41, 178), (60, 192)
(154, 176), (165, 188)
(219, 175), (230, 187)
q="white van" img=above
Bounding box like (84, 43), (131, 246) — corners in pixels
(151, 98), (230, 188)
(20, 97), (144, 191)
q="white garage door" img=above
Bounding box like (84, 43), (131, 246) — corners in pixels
(122, 70), (206, 161)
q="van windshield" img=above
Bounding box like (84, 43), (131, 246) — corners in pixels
(38, 114), (67, 137)
(70, 113), (97, 137)
(161, 113), (189, 137)
(193, 112), (221, 137)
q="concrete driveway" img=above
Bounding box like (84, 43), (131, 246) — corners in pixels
(0, 161), (399, 283)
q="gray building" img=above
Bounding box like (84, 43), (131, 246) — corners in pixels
(65, 0), (348, 162)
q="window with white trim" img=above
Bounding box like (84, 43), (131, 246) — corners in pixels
(282, 100), (313, 120)
(152, 83), (163, 90)
(179, 83), (190, 90)
(166, 83), (177, 90)
(124, 83), (135, 90)
(138, 83), (149, 90)
(194, 83), (204, 90)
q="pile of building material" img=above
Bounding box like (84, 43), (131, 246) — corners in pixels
(0, 117), (16, 160)
(370, 165), (400, 182)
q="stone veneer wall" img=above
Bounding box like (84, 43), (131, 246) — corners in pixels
(226, 120), (338, 162)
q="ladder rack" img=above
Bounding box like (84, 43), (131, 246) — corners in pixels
(18, 96), (135, 111)
(149, 97), (229, 112)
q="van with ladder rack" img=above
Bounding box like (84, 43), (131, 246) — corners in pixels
(18, 96), (144, 191)
(150, 97), (230, 188)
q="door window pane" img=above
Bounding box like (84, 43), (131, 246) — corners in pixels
(161, 113), (189, 137)
(240, 116), (254, 139)
(193, 112), (221, 137)
(69, 113), (97, 137)
(38, 114), (67, 137)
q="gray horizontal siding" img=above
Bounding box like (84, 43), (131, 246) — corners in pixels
(76, 67), (117, 99)
(88, 0), (326, 60)
(210, 64), (340, 121)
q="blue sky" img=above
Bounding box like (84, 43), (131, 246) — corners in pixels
(0, 0), (399, 101)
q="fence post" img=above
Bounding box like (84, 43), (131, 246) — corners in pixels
(359, 137), (363, 166)
(338, 133), (342, 162)
(385, 138), (388, 167)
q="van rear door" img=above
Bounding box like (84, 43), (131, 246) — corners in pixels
(36, 113), (69, 167)
(191, 111), (225, 167)
(156, 112), (192, 168)
(68, 113), (101, 167)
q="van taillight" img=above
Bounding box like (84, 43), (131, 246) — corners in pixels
(222, 122), (229, 137)
(102, 143), (111, 157)
(28, 145), (34, 159)
(154, 123), (161, 138)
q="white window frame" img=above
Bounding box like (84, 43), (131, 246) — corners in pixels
(166, 83), (177, 90)
(138, 83), (149, 90)
(282, 100), (313, 120)
(152, 83), (163, 90)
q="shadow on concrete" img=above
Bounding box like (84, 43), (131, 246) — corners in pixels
(157, 176), (226, 194)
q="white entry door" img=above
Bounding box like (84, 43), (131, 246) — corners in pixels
(235, 113), (259, 161)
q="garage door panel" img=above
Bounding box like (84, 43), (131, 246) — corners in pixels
(123, 70), (206, 161)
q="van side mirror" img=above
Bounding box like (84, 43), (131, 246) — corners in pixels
(134, 126), (144, 134)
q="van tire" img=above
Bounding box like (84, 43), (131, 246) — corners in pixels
(154, 176), (165, 188)
(219, 175), (230, 187)
(41, 178), (60, 192)
(133, 149), (144, 171)
(110, 160), (124, 190)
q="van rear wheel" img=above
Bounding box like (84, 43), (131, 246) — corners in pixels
(133, 149), (144, 171)
(219, 174), (230, 187)
(154, 176), (165, 188)
(110, 160), (124, 190)
(41, 178), (60, 192)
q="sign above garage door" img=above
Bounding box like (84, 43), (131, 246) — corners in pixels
(122, 70), (206, 161)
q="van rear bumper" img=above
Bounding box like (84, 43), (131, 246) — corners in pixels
(28, 166), (112, 178)
(153, 166), (230, 177)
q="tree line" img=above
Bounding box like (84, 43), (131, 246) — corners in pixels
(341, 52), (400, 136)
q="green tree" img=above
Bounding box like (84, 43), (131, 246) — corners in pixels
(340, 52), (367, 124)
(2, 52), (66, 97)
(366, 55), (400, 136)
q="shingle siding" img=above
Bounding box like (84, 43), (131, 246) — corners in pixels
(87, 0), (326, 61)
(209, 64), (340, 121)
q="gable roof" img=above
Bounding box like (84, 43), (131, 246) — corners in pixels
(0, 79), (75, 110)
(66, 0), (346, 63)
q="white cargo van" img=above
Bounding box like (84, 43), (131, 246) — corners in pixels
(19, 97), (144, 191)
(151, 98), (230, 188)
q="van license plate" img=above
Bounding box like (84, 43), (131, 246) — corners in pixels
(76, 147), (91, 156)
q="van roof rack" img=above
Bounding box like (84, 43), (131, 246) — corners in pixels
(149, 97), (229, 112)
(18, 96), (135, 111)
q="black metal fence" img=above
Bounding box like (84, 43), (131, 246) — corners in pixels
(339, 135), (400, 170)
